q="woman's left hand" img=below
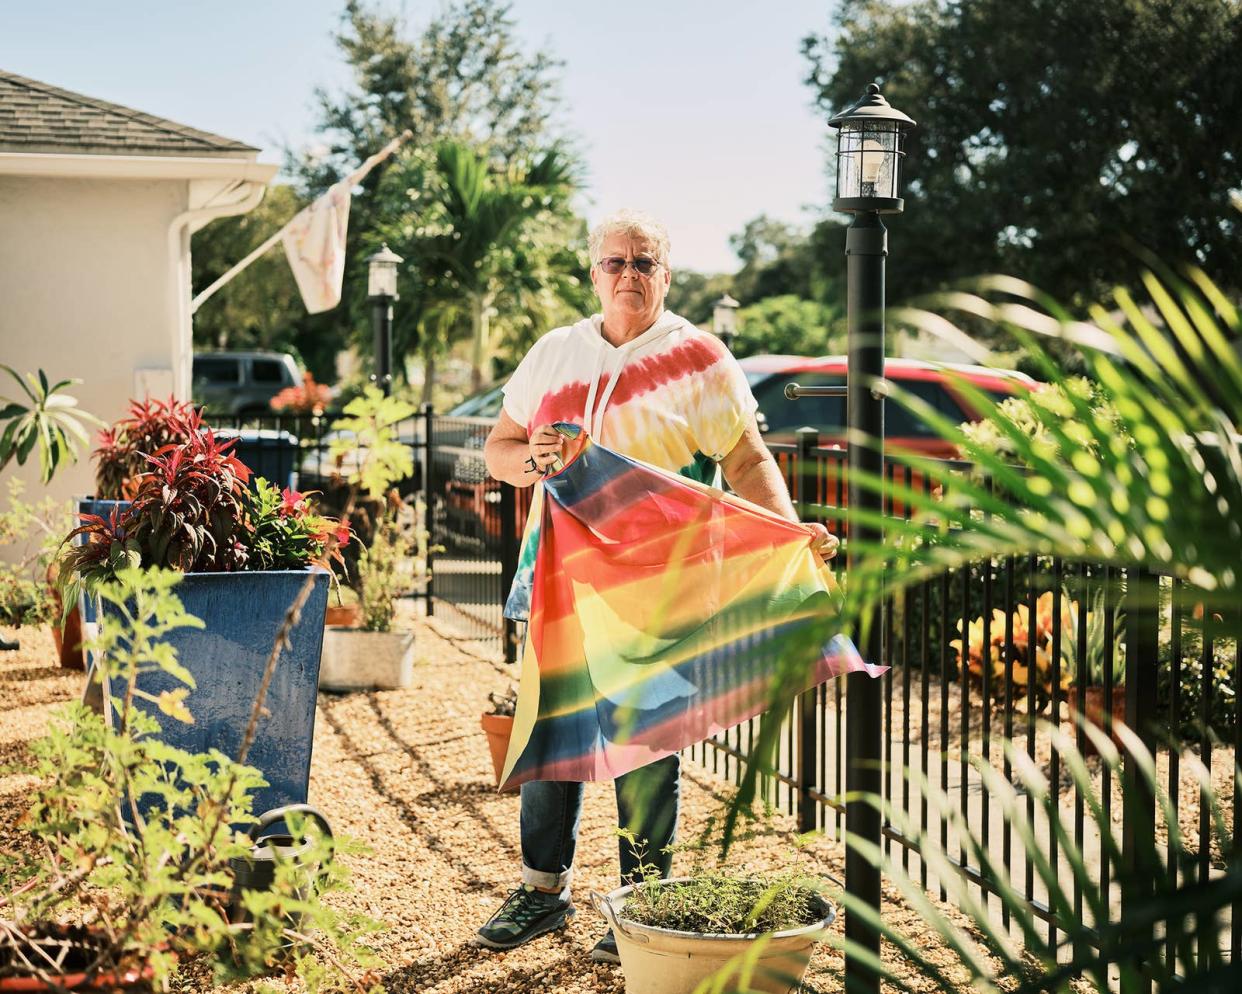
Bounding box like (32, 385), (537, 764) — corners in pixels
(806, 522), (840, 562)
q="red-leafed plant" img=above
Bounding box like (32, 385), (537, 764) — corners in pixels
(270, 371), (332, 416)
(93, 396), (201, 500)
(124, 427), (254, 572)
(60, 427), (349, 596)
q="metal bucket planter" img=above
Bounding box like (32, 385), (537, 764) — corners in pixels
(591, 880), (835, 994)
(318, 628), (415, 692)
(100, 569), (330, 817)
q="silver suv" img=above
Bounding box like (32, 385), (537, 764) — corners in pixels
(192, 351), (301, 418)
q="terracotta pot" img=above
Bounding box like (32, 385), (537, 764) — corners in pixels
(47, 585), (85, 671)
(1067, 685), (1126, 753)
(0, 925), (163, 992)
(324, 604), (360, 628)
(480, 712), (517, 793)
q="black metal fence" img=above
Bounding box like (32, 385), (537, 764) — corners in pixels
(223, 409), (1239, 971)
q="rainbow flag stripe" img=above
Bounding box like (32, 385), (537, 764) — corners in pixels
(499, 425), (883, 790)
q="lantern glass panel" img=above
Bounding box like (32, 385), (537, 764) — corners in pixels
(836, 123), (902, 200)
(368, 261), (398, 298)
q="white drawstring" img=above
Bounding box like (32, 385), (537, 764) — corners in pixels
(583, 313), (681, 438)
(581, 345), (610, 438)
(589, 341), (639, 438)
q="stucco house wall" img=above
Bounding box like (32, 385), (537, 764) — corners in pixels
(0, 69), (275, 561)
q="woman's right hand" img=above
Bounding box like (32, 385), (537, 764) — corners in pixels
(528, 424), (565, 474)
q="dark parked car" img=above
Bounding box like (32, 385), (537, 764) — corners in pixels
(192, 351), (302, 418)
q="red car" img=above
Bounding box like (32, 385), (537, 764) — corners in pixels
(740, 354), (1037, 458)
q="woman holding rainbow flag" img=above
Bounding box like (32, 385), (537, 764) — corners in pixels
(473, 209), (864, 964)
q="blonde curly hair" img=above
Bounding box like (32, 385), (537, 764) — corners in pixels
(588, 209), (671, 267)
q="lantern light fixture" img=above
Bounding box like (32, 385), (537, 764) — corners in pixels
(367, 243), (403, 300)
(828, 83), (916, 215)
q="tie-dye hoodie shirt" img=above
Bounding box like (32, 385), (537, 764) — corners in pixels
(501, 309), (758, 620)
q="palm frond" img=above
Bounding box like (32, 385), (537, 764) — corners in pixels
(840, 270), (1242, 633)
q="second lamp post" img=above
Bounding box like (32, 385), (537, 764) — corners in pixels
(368, 243), (403, 397)
(828, 81), (915, 994)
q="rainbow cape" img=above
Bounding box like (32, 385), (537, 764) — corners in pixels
(498, 424), (883, 791)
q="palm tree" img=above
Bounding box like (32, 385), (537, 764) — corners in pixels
(373, 140), (581, 393)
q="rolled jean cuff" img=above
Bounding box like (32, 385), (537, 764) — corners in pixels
(521, 862), (572, 891)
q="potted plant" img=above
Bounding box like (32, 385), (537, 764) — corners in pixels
(591, 830), (836, 994)
(317, 387), (430, 693)
(1, 567), (379, 992)
(480, 687), (517, 792)
(1062, 585), (1126, 750)
(66, 397), (202, 643)
(57, 424), (346, 816)
(319, 492), (423, 693)
(91, 395), (201, 502)
(0, 367), (100, 660)
(0, 366), (103, 486)
(325, 582), (362, 627)
(270, 370), (333, 418)
(0, 480), (73, 661)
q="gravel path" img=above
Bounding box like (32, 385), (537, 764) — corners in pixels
(0, 613), (1018, 993)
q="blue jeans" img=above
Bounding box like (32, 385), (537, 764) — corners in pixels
(519, 754), (681, 891)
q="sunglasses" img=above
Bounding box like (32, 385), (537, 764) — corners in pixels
(597, 256), (661, 277)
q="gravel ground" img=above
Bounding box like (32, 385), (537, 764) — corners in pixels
(0, 613), (1035, 993)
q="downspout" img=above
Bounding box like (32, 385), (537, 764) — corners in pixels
(166, 177), (269, 399)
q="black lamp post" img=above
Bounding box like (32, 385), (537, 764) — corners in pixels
(367, 243), (402, 397)
(828, 81), (915, 994)
(712, 293), (740, 353)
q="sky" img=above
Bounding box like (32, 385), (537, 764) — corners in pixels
(2, 1), (840, 273)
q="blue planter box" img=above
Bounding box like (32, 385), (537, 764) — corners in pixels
(101, 568), (330, 817)
(74, 498), (131, 624)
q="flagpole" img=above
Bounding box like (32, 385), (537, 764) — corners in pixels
(190, 130), (413, 314)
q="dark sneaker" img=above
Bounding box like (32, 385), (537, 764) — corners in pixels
(590, 929), (620, 965)
(474, 885), (575, 950)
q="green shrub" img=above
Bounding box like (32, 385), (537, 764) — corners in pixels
(622, 873), (824, 934)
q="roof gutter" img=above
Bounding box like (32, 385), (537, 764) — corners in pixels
(167, 174), (273, 399)
(0, 150), (278, 182)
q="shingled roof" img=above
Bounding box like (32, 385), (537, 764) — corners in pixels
(0, 69), (259, 158)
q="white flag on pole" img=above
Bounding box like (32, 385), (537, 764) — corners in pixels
(281, 180), (352, 314)
(190, 132), (412, 316)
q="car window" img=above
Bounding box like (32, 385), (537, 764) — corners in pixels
(751, 372), (846, 434)
(887, 379), (968, 437)
(251, 359), (285, 384)
(194, 357), (239, 384)
(448, 384), (506, 417)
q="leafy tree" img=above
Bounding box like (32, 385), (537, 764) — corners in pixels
(665, 269), (736, 327)
(488, 214), (595, 374)
(733, 295), (844, 359)
(728, 215), (816, 305)
(368, 141), (586, 393)
(289, 0), (573, 385)
(803, 0), (1242, 307)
